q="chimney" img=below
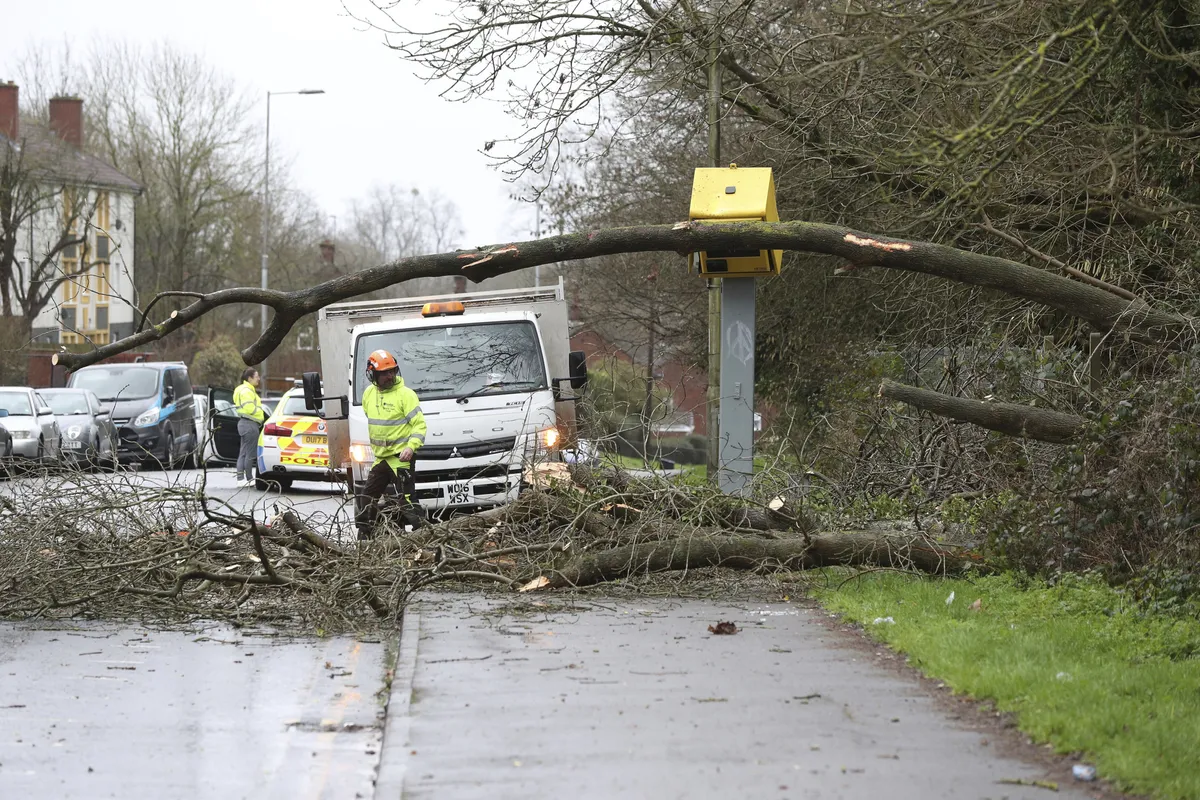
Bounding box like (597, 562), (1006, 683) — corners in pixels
(319, 239), (335, 266)
(0, 82), (17, 141)
(48, 96), (83, 148)
(453, 275), (467, 293)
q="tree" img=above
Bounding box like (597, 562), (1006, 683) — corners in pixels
(343, 183), (465, 298)
(0, 130), (100, 333)
(16, 41), (262, 314)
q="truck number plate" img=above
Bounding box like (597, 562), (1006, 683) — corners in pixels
(447, 482), (471, 504)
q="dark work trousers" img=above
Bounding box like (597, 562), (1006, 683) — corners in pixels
(358, 459), (422, 536)
(236, 418), (260, 481)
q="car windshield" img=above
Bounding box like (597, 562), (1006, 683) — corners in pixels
(280, 394), (319, 417)
(71, 367), (160, 401)
(0, 391), (32, 416)
(43, 392), (91, 416)
(353, 321), (547, 403)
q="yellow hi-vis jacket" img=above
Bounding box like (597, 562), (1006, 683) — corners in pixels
(233, 381), (266, 423)
(363, 378), (425, 470)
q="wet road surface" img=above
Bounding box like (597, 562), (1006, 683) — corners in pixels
(0, 625), (388, 800)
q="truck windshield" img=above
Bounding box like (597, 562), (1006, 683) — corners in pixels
(70, 367), (160, 401)
(354, 321), (547, 403)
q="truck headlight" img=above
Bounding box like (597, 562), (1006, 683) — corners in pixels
(133, 407), (161, 428)
(349, 443), (374, 463)
(540, 427), (561, 449)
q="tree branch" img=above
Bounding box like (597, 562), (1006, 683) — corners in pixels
(54, 219), (1194, 371)
(879, 379), (1084, 444)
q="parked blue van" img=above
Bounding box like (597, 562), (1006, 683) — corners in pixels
(67, 361), (197, 469)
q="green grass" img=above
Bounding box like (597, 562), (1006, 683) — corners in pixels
(813, 572), (1200, 799)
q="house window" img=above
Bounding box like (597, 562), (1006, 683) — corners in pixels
(60, 306), (76, 331)
(96, 306), (108, 331)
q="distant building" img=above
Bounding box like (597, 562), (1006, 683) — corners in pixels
(0, 82), (141, 345)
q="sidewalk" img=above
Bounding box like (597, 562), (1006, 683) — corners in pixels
(380, 594), (1099, 799)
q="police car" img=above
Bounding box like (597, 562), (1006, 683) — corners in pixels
(255, 386), (331, 490)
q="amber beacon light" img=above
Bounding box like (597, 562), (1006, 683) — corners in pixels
(688, 164), (783, 277)
(421, 301), (466, 317)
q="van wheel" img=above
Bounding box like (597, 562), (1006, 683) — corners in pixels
(161, 433), (177, 471)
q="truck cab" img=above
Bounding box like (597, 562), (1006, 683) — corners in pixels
(309, 281), (586, 523)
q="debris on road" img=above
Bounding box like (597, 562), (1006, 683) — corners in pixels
(0, 464), (980, 632)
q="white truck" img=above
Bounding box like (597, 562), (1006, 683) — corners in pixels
(302, 280), (587, 529)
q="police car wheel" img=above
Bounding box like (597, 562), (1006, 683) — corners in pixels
(254, 467), (292, 492)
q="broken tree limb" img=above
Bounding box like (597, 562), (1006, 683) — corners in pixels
(540, 529), (976, 589)
(53, 219), (1194, 372)
(879, 379), (1084, 444)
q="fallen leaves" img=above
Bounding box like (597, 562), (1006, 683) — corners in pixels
(708, 621), (738, 635)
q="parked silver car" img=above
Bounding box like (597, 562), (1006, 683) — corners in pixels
(0, 422), (13, 467)
(0, 387), (61, 461)
(40, 388), (117, 468)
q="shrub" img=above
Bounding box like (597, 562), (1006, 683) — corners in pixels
(189, 337), (246, 388)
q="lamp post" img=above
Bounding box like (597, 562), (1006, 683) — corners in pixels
(261, 88), (324, 390)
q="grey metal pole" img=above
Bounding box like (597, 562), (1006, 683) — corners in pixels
(718, 277), (755, 494)
(705, 35), (722, 486)
(260, 91), (271, 389)
(534, 200), (542, 289)
(257, 89), (324, 393)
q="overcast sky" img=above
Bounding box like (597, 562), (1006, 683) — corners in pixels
(3, 0), (534, 248)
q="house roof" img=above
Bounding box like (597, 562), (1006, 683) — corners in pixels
(0, 126), (142, 194)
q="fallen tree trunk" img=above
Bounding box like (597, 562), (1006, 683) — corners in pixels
(55, 219), (1191, 372)
(540, 529), (975, 589)
(879, 379), (1084, 444)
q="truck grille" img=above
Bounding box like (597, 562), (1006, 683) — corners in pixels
(419, 436), (517, 461)
(418, 464), (516, 483)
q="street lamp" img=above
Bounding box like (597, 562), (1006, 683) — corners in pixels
(261, 88), (324, 390)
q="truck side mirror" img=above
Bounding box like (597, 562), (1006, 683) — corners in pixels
(302, 371), (349, 420)
(569, 350), (588, 390)
(302, 372), (322, 411)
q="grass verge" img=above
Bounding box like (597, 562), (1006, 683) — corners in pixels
(812, 572), (1200, 799)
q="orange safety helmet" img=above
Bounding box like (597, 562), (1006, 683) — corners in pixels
(366, 349), (400, 384)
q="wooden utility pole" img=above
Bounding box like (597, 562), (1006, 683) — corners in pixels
(705, 36), (722, 484)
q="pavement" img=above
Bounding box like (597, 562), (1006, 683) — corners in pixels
(387, 595), (1099, 800)
(0, 469), (1106, 799)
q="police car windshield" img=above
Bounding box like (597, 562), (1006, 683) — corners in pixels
(354, 321), (547, 403)
(281, 395), (320, 417)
